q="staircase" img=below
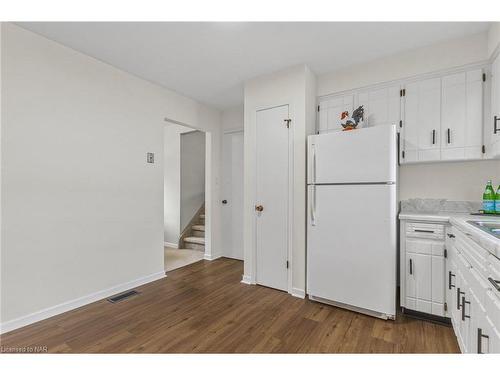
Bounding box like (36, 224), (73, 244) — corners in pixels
(180, 210), (205, 251)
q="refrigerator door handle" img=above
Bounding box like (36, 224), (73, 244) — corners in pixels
(311, 185), (316, 226)
(312, 143), (317, 184)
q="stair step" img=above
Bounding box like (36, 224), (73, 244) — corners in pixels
(184, 236), (205, 245)
(199, 214), (205, 219)
(192, 225), (205, 231)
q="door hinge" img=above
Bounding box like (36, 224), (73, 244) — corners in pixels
(482, 145), (486, 154)
(286, 260), (289, 269)
(399, 120), (403, 128)
(400, 89), (403, 97)
(284, 119), (292, 128)
(483, 73), (486, 82)
(444, 248), (448, 258)
(444, 302), (448, 312)
(402, 150), (405, 159)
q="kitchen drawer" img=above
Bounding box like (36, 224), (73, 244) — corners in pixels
(488, 254), (500, 277)
(454, 230), (489, 278)
(465, 267), (490, 309)
(406, 222), (445, 240)
(485, 290), (500, 334)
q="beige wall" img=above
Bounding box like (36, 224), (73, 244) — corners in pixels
(400, 160), (500, 202)
(1, 23), (222, 332)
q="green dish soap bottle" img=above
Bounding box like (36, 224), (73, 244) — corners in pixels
(496, 184), (500, 214)
(483, 180), (495, 214)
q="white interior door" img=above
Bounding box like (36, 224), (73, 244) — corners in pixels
(221, 131), (244, 260)
(255, 105), (289, 291)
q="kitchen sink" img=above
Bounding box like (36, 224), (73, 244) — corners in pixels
(467, 220), (500, 239)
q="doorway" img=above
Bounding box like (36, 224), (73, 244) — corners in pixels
(163, 121), (207, 272)
(221, 130), (244, 260)
(254, 105), (290, 291)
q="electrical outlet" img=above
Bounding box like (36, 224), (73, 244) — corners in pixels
(147, 152), (154, 163)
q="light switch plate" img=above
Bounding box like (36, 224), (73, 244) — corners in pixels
(147, 152), (154, 163)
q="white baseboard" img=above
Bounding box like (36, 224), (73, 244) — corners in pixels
(291, 287), (306, 299)
(241, 275), (253, 285)
(164, 241), (178, 248)
(0, 271), (166, 334)
(203, 253), (221, 261)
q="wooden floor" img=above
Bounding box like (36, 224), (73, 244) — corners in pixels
(0, 258), (459, 353)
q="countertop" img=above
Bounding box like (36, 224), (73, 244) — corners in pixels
(399, 211), (500, 258)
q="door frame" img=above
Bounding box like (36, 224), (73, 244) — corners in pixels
(163, 117), (214, 261)
(221, 128), (244, 260)
(251, 103), (294, 294)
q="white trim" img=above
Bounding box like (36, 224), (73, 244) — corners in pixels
(203, 253), (221, 261)
(223, 128), (244, 135)
(241, 275), (253, 285)
(291, 288), (306, 299)
(0, 271), (166, 334)
(164, 241), (178, 248)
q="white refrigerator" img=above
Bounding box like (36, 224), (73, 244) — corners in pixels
(307, 124), (398, 320)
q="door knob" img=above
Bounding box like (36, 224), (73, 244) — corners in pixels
(255, 205), (264, 212)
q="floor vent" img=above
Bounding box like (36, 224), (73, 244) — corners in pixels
(107, 290), (139, 303)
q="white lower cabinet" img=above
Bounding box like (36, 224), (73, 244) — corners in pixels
(445, 225), (500, 353)
(402, 218), (500, 353)
(401, 221), (446, 317)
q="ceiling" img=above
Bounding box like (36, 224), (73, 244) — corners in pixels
(18, 22), (490, 110)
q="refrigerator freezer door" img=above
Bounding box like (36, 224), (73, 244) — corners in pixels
(307, 184), (397, 316)
(308, 124), (397, 184)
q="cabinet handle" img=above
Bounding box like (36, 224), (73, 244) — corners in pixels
(461, 296), (470, 321)
(448, 271), (456, 290)
(495, 116), (499, 134)
(457, 287), (465, 309)
(478, 328), (489, 354)
(488, 277), (500, 292)
(414, 229), (435, 233)
(432, 129), (436, 145)
(447, 128), (451, 144)
(409, 259), (413, 275)
(447, 233), (455, 238)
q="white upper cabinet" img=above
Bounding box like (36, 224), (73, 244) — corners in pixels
(318, 64), (489, 163)
(489, 54), (500, 158)
(441, 69), (483, 161)
(357, 85), (401, 127)
(318, 94), (353, 133)
(402, 77), (441, 163)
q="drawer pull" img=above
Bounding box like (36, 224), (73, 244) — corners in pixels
(447, 233), (455, 238)
(409, 258), (413, 275)
(488, 277), (500, 292)
(478, 328), (489, 354)
(448, 271), (456, 290)
(461, 296), (470, 321)
(414, 229), (435, 233)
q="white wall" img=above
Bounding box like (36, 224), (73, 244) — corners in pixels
(222, 105), (244, 132)
(243, 65), (316, 296)
(163, 123), (191, 245)
(0, 23), (222, 332)
(180, 131), (206, 231)
(317, 31), (500, 203)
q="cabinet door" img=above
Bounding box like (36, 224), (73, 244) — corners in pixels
(432, 255), (446, 316)
(357, 85), (400, 127)
(441, 70), (483, 160)
(318, 95), (354, 133)
(490, 55), (500, 157)
(402, 78), (441, 163)
(406, 252), (432, 313)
